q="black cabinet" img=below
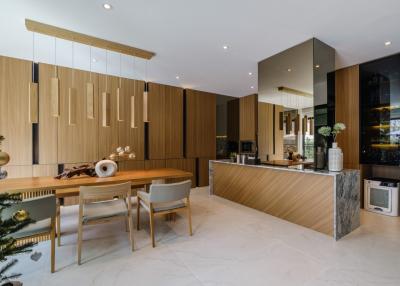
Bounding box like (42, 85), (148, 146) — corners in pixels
(360, 53), (400, 165)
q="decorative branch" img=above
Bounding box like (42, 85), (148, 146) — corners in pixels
(54, 163), (97, 179)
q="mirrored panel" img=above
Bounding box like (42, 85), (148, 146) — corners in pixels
(258, 38), (335, 169)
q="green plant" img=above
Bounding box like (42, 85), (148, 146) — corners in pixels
(318, 123), (346, 142)
(229, 152), (237, 159)
(0, 193), (35, 283)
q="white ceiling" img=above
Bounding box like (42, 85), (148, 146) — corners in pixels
(1, 0), (400, 97)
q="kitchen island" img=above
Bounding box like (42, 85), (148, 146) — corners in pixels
(209, 160), (360, 240)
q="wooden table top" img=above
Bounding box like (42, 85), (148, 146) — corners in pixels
(0, 168), (192, 197)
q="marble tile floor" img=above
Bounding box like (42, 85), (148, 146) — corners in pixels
(10, 187), (400, 286)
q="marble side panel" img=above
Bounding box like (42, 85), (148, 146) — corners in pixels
(334, 170), (360, 240)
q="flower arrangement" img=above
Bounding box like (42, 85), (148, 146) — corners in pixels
(318, 123), (346, 142)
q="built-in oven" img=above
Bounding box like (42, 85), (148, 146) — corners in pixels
(240, 141), (257, 154)
(364, 178), (399, 216)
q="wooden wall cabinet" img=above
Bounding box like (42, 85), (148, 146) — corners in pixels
(148, 82), (166, 159)
(0, 56), (32, 166)
(165, 85), (184, 159)
(185, 89), (216, 159)
(38, 63), (58, 164)
(258, 102), (284, 161)
(239, 94), (258, 141)
(118, 78), (145, 161)
(58, 67), (99, 163)
(335, 65), (359, 170)
(148, 83), (184, 160)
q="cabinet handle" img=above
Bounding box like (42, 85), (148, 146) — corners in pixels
(116, 87), (124, 122)
(86, 83), (94, 119)
(51, 77), (60, 117)
(102, 92), (110, 127)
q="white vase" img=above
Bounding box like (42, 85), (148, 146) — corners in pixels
(328, 142), (343, 172)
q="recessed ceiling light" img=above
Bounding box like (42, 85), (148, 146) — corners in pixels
(176, 76), (180, 80)
(250, 86), (254, 89)
(92, 58), (97, 63)
(385, 41), (392, 46)
(315, 64), (320, 68)
(248, 72), (253, 76)
(103, 3), (112, 10)
(287, 68), (292, 72)
(223, 45), (229, 50)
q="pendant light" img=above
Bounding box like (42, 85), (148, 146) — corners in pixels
(29, 32), (39, 124)
(51, 37), (60, 117)
(116, 53), (124, 122)
(86, 46), (94, 119)
(131, 56), (137, 128)
(143, 60), (149, 122)
(68, 41), (77, 126)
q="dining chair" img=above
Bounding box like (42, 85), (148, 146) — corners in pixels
(3, 194), (57, 273)
(136, 180), (192, 247)
(77, 182), (134, 265)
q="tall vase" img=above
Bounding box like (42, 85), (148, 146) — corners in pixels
(328, 142), (343, 172)
(316, 146), (325, 169)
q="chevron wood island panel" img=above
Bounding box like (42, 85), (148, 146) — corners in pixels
(212, 162), (334, 236)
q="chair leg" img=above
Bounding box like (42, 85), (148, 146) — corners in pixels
(125, 216), (129, 232)
(149, 208), (155, 248)
(50, 218), (56, 273)
(77, 212), (83, 265)
(136, 197), (140, 230)
(56, 200), (61, 246)
(128, 210), (134, 252)
(187, 198), (193, 236)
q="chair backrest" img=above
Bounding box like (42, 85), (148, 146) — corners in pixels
(149, 180), (191, 203)
(2, 194), (56, 222)
(79, 182), (131, 201)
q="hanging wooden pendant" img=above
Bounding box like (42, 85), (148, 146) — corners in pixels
(102, 92), (111, 127)
(286, 113), (291, 134)
(294, 114), (300, 135)
(51, 77), (60, 117)
(309, 117), (314, 135)
(86, 83), (94, 119)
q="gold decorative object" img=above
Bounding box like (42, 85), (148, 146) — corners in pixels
(0, 135), (10, 180)
(109, 146), (136, 162)
(13, 209), (30, 222)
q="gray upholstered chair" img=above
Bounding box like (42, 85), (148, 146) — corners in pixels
(3, 194), (57, 273)
(77, 182), (134, 265)
(136, 180), (192, 247)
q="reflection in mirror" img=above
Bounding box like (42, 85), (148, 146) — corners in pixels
(258, 38), (335, 169)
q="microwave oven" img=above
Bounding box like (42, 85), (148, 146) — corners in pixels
(364, 178), (399, 217)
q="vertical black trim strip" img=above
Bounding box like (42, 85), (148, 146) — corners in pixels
(32, 62), (39, 164)
(272, 105), (276, 155)
(183, 89), (187, 158)
(144, 122), (149, 160)
(57, 164), (65, 174)
(195, 158), (199, 187)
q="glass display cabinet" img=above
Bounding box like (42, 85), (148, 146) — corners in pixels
(360, 53), (400, 165)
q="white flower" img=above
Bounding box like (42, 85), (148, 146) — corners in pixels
(333, 122), (346, 132)
(318, 126), (331, 137)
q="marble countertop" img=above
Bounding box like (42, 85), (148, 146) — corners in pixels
(210, 160), (359, 177)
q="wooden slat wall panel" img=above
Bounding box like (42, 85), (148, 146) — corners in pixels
(165, 85), (183, 159)
(335, 65), (360, 170)
(166, 159), (196, 187)
(58, 67), (99, 163)
(185, 89), (216, 159)
(98, 75), (118, 160)
(185, 89), (198, 158)
(117, 78), (144, 160)
(198, 158), (212, 187)
(239, 94), (257, 141)
(213, 162), (334, 236)
(32, 164), (58, 177)
(258, 102), (272, 162)
(148, 82), (165, 159)
(39, 63), (58, 164)
(0, 56), (32, 165)
(2, 166), (33, 178)
(145, 160), (166, 170)
(197, 92), (216, 158)
(119, 160), (145, 171)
